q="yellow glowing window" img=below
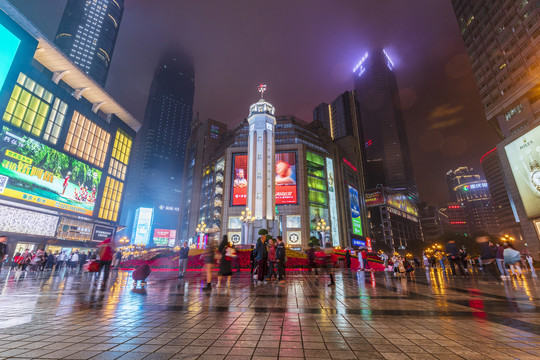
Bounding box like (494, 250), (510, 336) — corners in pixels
(3, 74), (53, 137)
(98, 176), (123, 222)
(64, 111), (110, 168)
(43, 98), (68, 145)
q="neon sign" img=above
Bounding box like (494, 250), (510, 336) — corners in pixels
(353, 52), (369, 74)
(343, 158), (358, 172)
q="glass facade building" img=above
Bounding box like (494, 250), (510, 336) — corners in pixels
(0, 2), (138, 256)
(54, 0), (124, 86)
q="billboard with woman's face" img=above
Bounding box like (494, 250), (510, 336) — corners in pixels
(275, 152), (297, 204)
(231, 154), (248, 206)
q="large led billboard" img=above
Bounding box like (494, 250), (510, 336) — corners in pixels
(132, 207), (154, 245)
(326, 157), (339, 246)
(153, 229), (176, 247)
(0, 22), (21, 92)
(275, 152), (297, 204)
(232, 153), (248, 206)
(365, 190), (384, 207)
(232, 152), (299, 206)
(0, 126), (102, 216)
(348, 185), (363, 236)
(505, 125), (540, 218)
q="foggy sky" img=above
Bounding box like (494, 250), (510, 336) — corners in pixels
(10, 0), (500, 205)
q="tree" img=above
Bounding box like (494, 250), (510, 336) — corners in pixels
(309, 236), (320, 248)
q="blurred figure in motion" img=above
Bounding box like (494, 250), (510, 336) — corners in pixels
(78, 252), (87, 270)
(504, 243), (523, 278)
(496, 243), (510, 280)
(178, 241), (189, 278)
(0, 235), (7, 273)
(266, 238), (277, 281)
(45, 252), (56, 270)
(316, 243), (335, 286)
(96, 238), (115, 280)
(307, 245), (316, 274)
(345, 250), (351, 269)
(249, 245), (256, 275)
(422, 252), (430, 269)
(202, 240), (216, 291)
(525, 253), (536, 277)
(56, 251), (67, 271)
(132, 263), (152, 287)
(476, 232), (501, 283)
(11, 252), (22, 271)
(445, 240), (466, 277)
(435, 250), (445, 273)
(217, 235), (234, 288)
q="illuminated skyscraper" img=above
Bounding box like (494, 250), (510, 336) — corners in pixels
(451, 1), (540, 138)
(123, 53), (195, 242)
(353, 49), (417, 198)
(54, 0), (124, 86)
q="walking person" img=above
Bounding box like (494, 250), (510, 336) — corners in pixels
(525, 253), (536, 277)
(30, 248), (45, 271)
(266, 238), (277, 281)
(178, 241), (189, 278)
(495, 244), (510, 279)
(217, 235), (235, 288)
(504, 244), (523, 278)
(254, 234), (268, 284)
(202, 240), (216, 291)
(476, 232), (501, 283)
(422, 252), (430, 269)
(69, 251), (79, 270)
(459, 249), (469, 274)
(435, 250), (446, 273)
(445, 240), (466, 277)
(307, 246), (316, 274)
(358, 248), (365, 271)
(78, 252), (87, 270)
(45, 252), (56, 270)
(249, 245), (256, 275)
(56, 251), (67, 270)
(11, 252), (22, 271)
(276, 236), (286, 283)
(21, 249), (32, 271)
(0, 235), (7, 273)
(345, 250), (351, 269)
(96, 238), (115, 280)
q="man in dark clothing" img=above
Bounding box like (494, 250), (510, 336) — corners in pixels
(178, 241), (189, 278)
(445, 240), (466, 276)
(0, 235), (7, 273)
(476, 233), (501, 282)
(249, 245), (256, 274)
(254, 234), (268, 283)
(78, 252), (87, 270)
(276, 236), (286, 282)
(345, 250), (351, 269)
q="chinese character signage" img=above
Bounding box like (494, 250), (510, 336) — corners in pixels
(153, 229), (176, 246)
(93, 225), (115, 241)
(365, 190), (384, 207)
(0, 127), (102, 216)
(348, 185), (363, 236)
(231, 153), (248, 206)
(505, 125), (540, 218)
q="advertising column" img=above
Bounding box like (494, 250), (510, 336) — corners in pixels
(132, 207), (154, 245)
(326, 157), (340, 246)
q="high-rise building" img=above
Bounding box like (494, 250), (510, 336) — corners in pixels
(313, 91), (360, 140)
(54, 0), (124, 86)
(123, 53), (195, 244)
(481, 148), (521, 239)
(446, 167), (499, 235)
(450, 1), (540, 138)
(419, 204), (449, 242)
(353, 49), (417, 198)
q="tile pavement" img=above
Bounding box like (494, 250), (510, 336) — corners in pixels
(0, 267), (539, 359)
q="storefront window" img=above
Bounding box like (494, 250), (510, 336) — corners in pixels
(56, 218), (93, 242)
(98, 176), (123, 221)
(3, 73), (52, 137)
(64, 111), (110, 168)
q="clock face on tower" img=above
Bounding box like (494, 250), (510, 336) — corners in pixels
(266, 123), (272, 130)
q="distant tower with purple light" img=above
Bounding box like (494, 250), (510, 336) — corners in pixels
(353, 49), (417, 200)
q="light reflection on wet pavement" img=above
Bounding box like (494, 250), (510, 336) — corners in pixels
(0, 268), (539, 359)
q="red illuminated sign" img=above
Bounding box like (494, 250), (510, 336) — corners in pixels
(366, 237), (372, 251)
(450, 221), (466, 224)
(365, 190), (384, 206)
(343, 158), (358, 172)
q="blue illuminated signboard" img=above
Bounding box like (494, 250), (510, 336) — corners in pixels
(132, 207), (154, 246)
(0, 23), (21, 92)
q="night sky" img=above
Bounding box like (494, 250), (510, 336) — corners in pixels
(11, 0), (500, 205)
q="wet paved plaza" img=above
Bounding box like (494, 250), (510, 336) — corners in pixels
(0, 268), (539, 360)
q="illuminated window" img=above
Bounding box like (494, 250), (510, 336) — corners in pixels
(2, 73), (53, 137)
(43, 98), (68, 145)
(64, 111), (110, 168)
(107, 129), (132, 180)
(98, 176), (123, 222)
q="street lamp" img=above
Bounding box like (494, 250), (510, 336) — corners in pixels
(316, 219), (330, 249)
(196, 222), (208, 249)
(501, 234), (515, 243)
(239, 207), (256, 245)
(118, 236), (129, 249)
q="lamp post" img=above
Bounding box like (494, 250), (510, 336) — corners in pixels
(195, 222), (208, 249)
(239, 207), (256, 245)
(501, 234), (515, 243)
(118, 236), (129, 250)
(316, 219), (330, 249)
